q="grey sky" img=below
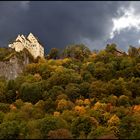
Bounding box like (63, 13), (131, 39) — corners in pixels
(0, 1), (140, 52)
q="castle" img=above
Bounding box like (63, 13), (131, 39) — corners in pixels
(9, 33), (44, 58)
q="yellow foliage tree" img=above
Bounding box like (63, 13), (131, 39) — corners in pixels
(14, 99), (24, 109)
(93, 102), (106, 111)
(107, 114), (120, 126)
(53, 111), (60, 117)
(34, 73), (42, 81)
(74, 105), (86, 115)
(133, 105), (140, 112)
(75, 99), (84, 106)
(57, 99), (68, 111)
(62, 58), (72, 64)
(9, 104), (17, 111)
(84, 99), (91, 106)
(55, 66), (64, 73)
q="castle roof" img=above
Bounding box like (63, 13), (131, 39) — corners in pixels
(26, 38), (32, 43)
(28, 33), (36, 39)
(21, 35), (26, 40)
(13, 33), (44, 48)
(15, 40), (22, 43)
(28, 32), (34, 37)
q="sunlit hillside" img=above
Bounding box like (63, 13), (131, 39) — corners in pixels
(0, 43), (140, 139)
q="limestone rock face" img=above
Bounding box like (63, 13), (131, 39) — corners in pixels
(0, 51), (31, 80)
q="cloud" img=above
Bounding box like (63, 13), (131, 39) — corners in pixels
(138, 39), (140, 44)
(20, 1), (30, 10)
(24, 1), (129, 51)
(0, 2), (30, 46)
(0, 1), (136, 52)
(108, 27), (140, 51)
(107, 2), (140, 51)
(110, 6), (140, 39)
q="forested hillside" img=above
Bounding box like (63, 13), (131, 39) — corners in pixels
(0, 44), (140, 139)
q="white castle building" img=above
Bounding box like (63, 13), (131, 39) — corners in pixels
(9, 33), (44, 58)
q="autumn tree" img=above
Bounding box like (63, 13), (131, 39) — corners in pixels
(105, 43), (117, 53)
(128, 46), (139, 57)
(47, 128), (72, 139)
(119, 114), (140, 139)
(71, 116), (98, 138)
(19, 82), (42, 104)
(39, 115), (68, 138)
(0, 120), (28, 139)
(48, 48), (59, 59)
(65, 83), (81, 101)
(62, 44), (91, 61)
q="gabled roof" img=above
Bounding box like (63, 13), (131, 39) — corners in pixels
(28, 33), (36, 39)
(26, 38), (32, 43)
(27, 32), (38, 42)
(14, 39), (22, 43)
(12, 33), (44, 49)
(21, 35), (26, 40)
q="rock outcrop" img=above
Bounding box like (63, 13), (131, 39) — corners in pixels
(0, 49), (33, 80)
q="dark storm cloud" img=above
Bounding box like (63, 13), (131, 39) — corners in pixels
(0, 1), (30, 46)
(107, 28), (140, 51)
(107, 1), (140, 51)
(0, 1), (131, 52)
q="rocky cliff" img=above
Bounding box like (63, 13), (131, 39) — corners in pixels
(0, 48), (34, 80)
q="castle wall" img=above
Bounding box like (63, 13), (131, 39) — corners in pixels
(12, 42), (24, 52)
